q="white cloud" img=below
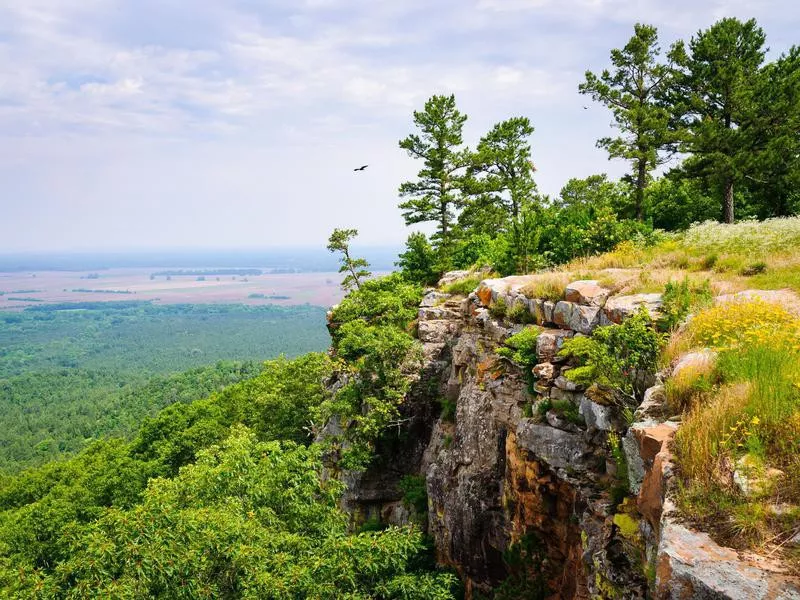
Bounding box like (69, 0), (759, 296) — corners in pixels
(0, 0), (797, 250)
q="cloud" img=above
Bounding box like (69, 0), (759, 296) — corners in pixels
(0, 0), (797, 250)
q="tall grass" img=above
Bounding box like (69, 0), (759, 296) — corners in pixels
(671, 299), (800, 553)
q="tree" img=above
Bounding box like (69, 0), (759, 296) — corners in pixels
(398, 94), (469, 267)
(580, 23), (674, 220)
(396, 232), (440, 286)
(468, 117), (539, 271)
(669, 17), (767, 223)
(740, 46), (800, 217)
(327, 228), (371, 291)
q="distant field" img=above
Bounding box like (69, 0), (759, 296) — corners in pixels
(0, 268), (353, 309)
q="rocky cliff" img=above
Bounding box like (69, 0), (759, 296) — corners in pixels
(337, 273), (800, 599)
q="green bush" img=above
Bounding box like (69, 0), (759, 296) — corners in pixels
(560, 307), (663, 402)
(496, 327), (541, 368)
(507, 301), (535, 324)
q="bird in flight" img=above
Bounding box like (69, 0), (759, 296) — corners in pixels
(583, 106), (589, 110)
(353, 164), (369, 171)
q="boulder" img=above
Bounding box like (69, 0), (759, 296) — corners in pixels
(553, 301), (576, 329)
(536, 329), (574, 362)
(437, 270), (473, 287)
(671, 349), (717, 380)
(516, 420), (593, 471)
(635, 385), (668, 421)
(568, 304), (601, 334)
(420, 290), (450, 307)
(716, 288), (800, 316)
(578, 396), (621, 432)
(418, 319), (459, 343)
(565, 280), (611, 307)
(655, 520), (800, 599)
(604, 293), (662, 324)
(733, 454), (785, 497)
(554, 375), (583, 392)
(532, 362), (556, 381)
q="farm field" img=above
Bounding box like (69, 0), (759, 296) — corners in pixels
(0, 268), (351, 309)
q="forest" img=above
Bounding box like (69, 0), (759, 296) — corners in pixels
(0, 302), (329, 472)
(0, 16), (798, 598)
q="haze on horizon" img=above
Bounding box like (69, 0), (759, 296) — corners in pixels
(1, 0), (797, 253)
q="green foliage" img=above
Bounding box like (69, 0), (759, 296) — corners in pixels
(658, 278), (713, 331)
(327, 227), (372, 291)
(397, 232), (441, 286)
(323, 275), (424, 470)
(398, 474), (428, 515)
(489, 296), (508, 319)
(644, 177), (720, 230)
(496, 327), (541, 369)
(507, 301), (535, 324)
(439, 397), (456, 423)
(493, 533), (550, 600)
(465, 117), (540, 272)
(740, 261), (767, 276)
(669, 17), (767, 223)
(608, 431), (630, 504)
(580, 23), (675, 219)
(329, 274), (422, 335)
(0, 427), (457, 598)
(550, 399), (584, 426)
(560, 308), (664, 402)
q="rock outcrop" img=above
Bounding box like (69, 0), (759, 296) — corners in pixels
(336, 274), (800, 599)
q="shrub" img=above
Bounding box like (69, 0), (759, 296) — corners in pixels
(739, 261), (768, 276)
(550, 399), (584, 425)
(440, 397), (456, 423)
(507, 301), (535, 324)
(496, 327), (541, 368)
(560, 307), (664, 402)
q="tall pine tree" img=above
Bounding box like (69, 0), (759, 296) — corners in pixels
(669, 17), (766, 223)
(398, 94), (468, 268)
(580, 24), (674, 220)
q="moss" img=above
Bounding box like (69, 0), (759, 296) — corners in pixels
(612, 512), (640, 542)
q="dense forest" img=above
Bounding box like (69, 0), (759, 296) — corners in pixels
(0, 302), (329, 472)
(0, 16), (798, 598)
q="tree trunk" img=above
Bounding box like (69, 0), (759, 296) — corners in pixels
(723, 179), (734, 224)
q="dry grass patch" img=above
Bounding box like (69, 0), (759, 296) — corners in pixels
(520, 272), (571, 302)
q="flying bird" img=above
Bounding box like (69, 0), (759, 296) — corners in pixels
(583, 106), (589, 110)
(353, 164), (369, 171)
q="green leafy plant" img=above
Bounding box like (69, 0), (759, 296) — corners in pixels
(560, 307), (664, 402)
(496, 327), (541, 368)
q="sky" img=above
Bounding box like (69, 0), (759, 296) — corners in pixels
(0, 0), (797, 252)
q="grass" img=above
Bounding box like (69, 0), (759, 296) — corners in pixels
(441, 276), (482, 296)
(670, 299), (800, 558)
(520, 272), (570, 302)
